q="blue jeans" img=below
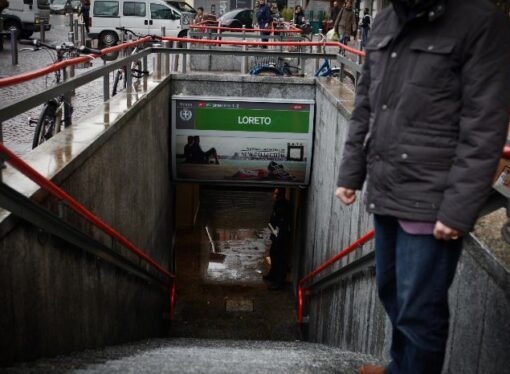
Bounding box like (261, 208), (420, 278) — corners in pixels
(374, 215), (462, 374)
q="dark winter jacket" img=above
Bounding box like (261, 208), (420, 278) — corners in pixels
(337, 0), (510, 232)
(256, 3), (272, 28)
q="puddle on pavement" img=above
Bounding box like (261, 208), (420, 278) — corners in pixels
(204, 228), (271, 285)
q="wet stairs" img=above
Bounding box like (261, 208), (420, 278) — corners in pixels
(1, 188), (384, 373)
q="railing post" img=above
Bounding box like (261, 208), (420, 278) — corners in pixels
(142, 54), (148, 91)
(40, 22), (46, 43)
(73, 19), (79, 44)
(10, 29), (18, 66)
(182, 42), (187, 74)
(103, 65), (110, 103)
(67, 32), (75, 83)
(119, 30), (125, 58)
(207, 27), (212, 72)
(241, 25), (247, 74)
(162, 40), (171, 76)
(172, 40), (178, 72)
(68, 12), (74, 33)
(79, 23), (86, 46)
(154, 44), (162, 80)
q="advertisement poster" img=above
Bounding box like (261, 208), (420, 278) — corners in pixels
(171, 96), (314, 186)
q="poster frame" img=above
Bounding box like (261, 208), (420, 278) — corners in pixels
(171, 95), (315, 187)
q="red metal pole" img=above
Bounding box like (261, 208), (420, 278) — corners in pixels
(296, 230), (375, 324)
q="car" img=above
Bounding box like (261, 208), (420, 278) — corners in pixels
(218, 8), (253, 29)
(50, 0), (72, 14)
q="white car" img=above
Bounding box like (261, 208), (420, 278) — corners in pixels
(89, 0), (187, 47)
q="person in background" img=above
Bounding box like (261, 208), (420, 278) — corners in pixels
(334, 0), (356, 46)
(294, 5), (305, 26)
(194, 6), (204, 24)
(264, 188), (291, 290)
(359, 7), (371, 48)
(330, 0), (342, 23)
(256, 0), (272, 48)
(335, 0), (510, 373)
(79, 0), (90, 33)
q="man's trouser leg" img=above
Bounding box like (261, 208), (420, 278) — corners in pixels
(374, 215), (462, 374)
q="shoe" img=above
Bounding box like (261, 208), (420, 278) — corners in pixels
(359, 364), (386, 374)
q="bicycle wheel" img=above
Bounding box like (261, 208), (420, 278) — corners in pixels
(32, 101), (60, 149)
(112, 69), (124, 97)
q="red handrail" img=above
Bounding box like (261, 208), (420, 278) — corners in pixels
(0, 36), (153, 88)
(189, 24), (303, 33)
(0, 143), (176, 319)
(161, 36), (365, 57)
(297, 230), (375, 323)
(0, 35), (364, 88)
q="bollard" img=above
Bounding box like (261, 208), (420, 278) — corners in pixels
(79, 23), (86, 47)
(162, 40), (170, 76)
(119, 30), (125, 57)
(68, 12), (74, 33)
(182, 42), (187, 74)
(172, 40), (179, 72)
(241, 25), (248, 74)
(161, 26), (166, 37)
(10, 29), (18, 65)
(103, 69), (110, 103)
(40, 22), (46, 43)
(154, 44), (162, 80)
(73, 20), (79, 44)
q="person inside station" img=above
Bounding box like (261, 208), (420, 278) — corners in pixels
(256, 0), (273, 48)
(264, 187), (291, 290)
(189, 135), (220, 165)
(79, 0), (91, 34)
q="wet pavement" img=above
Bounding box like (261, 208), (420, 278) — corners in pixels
(0, 15), (106, 156)
(171, 188), (298, 341)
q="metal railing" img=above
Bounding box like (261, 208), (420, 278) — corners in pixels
(0, 142), (177, 319)
(297, 230), (375, 324)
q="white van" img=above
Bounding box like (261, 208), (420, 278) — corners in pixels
(1, 0), (51, 38)
(89, 0), (187, 47)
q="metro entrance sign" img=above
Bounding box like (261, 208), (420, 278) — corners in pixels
(171, 96), (315, 186)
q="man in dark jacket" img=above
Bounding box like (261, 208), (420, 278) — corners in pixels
(335, 1), (510, 373)
(256, 0), (272, 48)
(264, 188), (291, 290)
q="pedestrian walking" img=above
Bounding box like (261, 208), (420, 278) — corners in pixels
(333, 0), (356, 46)
(256, 0), (272, 48)
(79, 0), (90, 33)
(335, 0), (510, 373)
(359, 8), (370, 48)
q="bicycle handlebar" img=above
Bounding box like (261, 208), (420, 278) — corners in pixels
(18, 39), (102, 55)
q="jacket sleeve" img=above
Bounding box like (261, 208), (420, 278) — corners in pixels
(437, 11), (510, 233)
(336, 52), (371, 189)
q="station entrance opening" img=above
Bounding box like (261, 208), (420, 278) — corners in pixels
(172, 184), (305, 340)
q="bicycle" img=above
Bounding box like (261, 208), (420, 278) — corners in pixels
(249, 57), (301, 76)
(19, 39), (100, 149)
(111, 27), (150, 97)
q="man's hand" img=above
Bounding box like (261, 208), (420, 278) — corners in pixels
(433, 221), (463, 241)
(335, 187), (356, 205)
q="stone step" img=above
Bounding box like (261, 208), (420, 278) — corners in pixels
(2, 338), (384, 373)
